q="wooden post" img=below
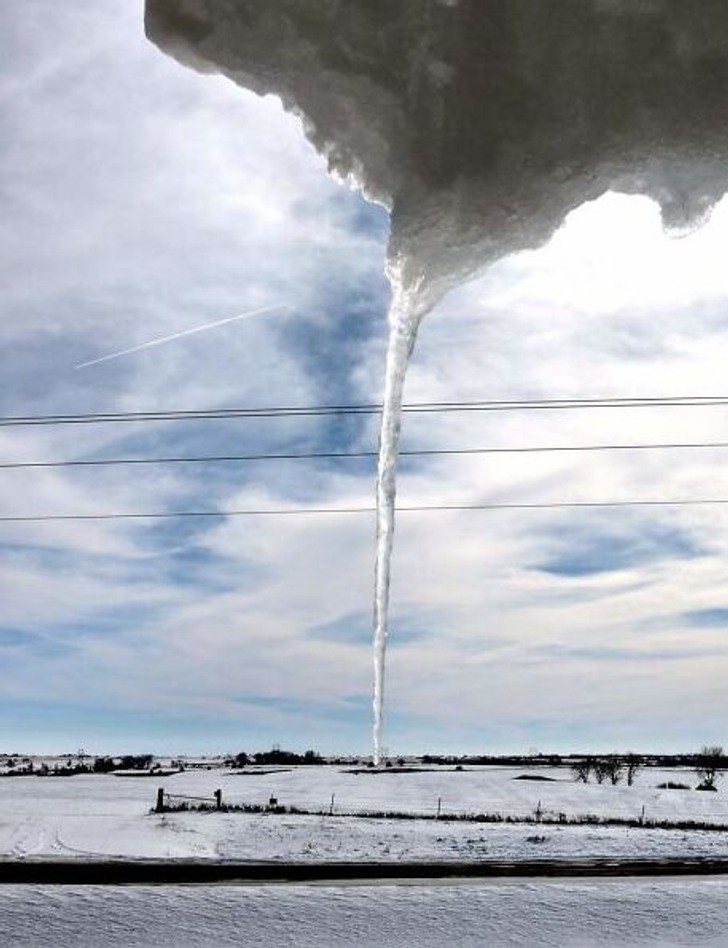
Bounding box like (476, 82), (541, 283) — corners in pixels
(640, 804), (645, 825)
(329, 793), (335, 815)
(436, 797), (442, 819)
(214, 789), (222, 810)
(156, 787), (165, 813)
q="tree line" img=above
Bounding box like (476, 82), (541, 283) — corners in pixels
(570, 746), (724, 790)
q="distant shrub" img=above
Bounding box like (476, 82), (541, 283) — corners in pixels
(656, 781), (690, 790)
(119, 755), (153, 771)
(252, 748), (323, 766)
(93, 755), (152, 773)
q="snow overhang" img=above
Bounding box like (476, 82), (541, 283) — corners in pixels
(145, 0), (728, 309)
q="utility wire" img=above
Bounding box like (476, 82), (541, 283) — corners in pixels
(4, 440), (728, 470)
(3, 498), (728, 523)
(3, 395), (728, 427)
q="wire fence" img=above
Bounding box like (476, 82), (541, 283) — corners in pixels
(152, 788), (728, 831)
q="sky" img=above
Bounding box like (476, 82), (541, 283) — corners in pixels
(3, 0), (728, 756)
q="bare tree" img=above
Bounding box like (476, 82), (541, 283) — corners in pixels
(623, 754), (643, 787)
(571, 758), (591, 783)
(695, 745), (724, 790)
(588, 757), (625, 785)
(605, 757), (625, 786)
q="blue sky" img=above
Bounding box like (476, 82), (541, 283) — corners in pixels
(3, 0), (728, 756)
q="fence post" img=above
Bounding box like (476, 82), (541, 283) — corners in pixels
(214, 789), (222, 810)
(155, 787), (165, 813)
(536, 801), (542, 823)
(436, 797), (442, 819)
(640, 804), (645, 825)
(329, 793), (335, 815)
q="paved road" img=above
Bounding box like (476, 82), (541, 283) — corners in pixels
(2, 857), (728, 885)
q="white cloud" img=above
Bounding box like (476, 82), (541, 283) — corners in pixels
(3, 1), (728, 753)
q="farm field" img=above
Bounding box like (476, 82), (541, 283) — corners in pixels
(1, 764), (726, 864)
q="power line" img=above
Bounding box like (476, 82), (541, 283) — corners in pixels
(2, 498), (728, 523)
(3, 395), (728, 427)
(4, 439), (728, 470)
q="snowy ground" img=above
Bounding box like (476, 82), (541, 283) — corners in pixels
(2, 767), (727, 947)
(0, 765), (726, 863)
(3, 879), (728, 947)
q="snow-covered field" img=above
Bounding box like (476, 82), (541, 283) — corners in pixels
(2, 767), (727, 947)
(0, 765), (726, 863)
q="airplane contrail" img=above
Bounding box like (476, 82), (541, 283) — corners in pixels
(75, 303), (289, 369)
